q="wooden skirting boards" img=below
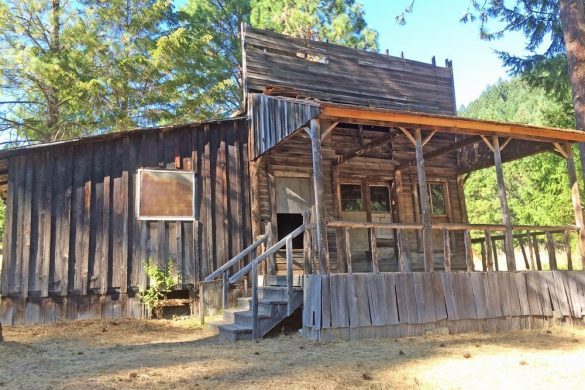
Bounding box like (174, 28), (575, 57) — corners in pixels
(0, 281), (246, 326)
(302, 317), (585, 341)
(302, 271), (585, 341)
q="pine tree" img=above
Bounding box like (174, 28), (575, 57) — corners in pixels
(0, 0), (96, 143)
(76, 0), (179, 131)
(251, 0), (378, 50)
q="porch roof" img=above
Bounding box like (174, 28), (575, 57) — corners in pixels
(319, 103), (585, 143)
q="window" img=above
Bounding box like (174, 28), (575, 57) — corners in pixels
(370, 186), (391, 212)
(429, 183), (447, 216)
(137, 169), (194, 220)
(341, 184), (363, 211)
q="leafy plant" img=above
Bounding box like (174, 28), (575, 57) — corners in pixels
(140, 258), (177, 319)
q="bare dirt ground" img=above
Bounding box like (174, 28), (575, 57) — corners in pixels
(1, 318), (585, 389)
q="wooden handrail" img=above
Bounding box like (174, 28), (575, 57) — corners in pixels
(203, 233), (270, 282)
(229, 222), (309, 284)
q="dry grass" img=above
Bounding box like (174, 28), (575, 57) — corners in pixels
(1, 318), (585, 389)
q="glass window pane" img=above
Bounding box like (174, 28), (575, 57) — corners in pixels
(370, 186), (390, 212)
(429, 183), (446, 216)
(341, 184), (363, 211)
(139, 170), (194, 219)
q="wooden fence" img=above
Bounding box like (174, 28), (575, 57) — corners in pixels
(302, 271), (585, 340)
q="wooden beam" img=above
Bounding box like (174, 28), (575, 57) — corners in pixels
(553, 142), (570, 159)
(249, 157), (263, 244)
(564, 143), (585, 265)
(399, 127), (417, 145)
(493, 136), (516, 271)
(500, 137), (512, 151)
(336, 130), (395, 165)
(414, 128), (433, 271)
(400, 136), (480, 170)
(320, 104), (585, 143)
(481, 136), (495, 152)
(320, 121), (339, 141)
(310, 119), (330, 273)
(422, 130), (438, 146)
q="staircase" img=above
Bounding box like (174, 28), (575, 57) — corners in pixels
(209, 276), (304, 341)
(201, 214), (314, 341)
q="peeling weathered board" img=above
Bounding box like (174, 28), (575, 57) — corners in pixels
(486, 271), (503, 318)
(470, 272), (487, 319)
(244, 26), (456, 116)
(515, 272), (531, 316)
(330, 274), (350, 327)
(441, 272), (458, 320)
(355, 273), (372, 326)
(538, 272), (553, 317)
(552, 271), (570, 317)
(430, 272), (448, 321)
(454, 272), (477, 320)
(414, 272), (426, 323)
(248, 94), (320, 158)
(346, 273), (360, 328)
(321, 275), (332, 328)
(384, 273), (400, 324)
(367, 274), (389, 326)
(421, 273), (436, 323)
(525, 271), (543, 316)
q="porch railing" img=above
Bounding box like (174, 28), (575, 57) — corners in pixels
(327, 220), (581, 272)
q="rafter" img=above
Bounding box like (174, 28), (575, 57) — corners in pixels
(336, 130), (396, 165)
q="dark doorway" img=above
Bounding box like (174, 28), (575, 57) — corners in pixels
(277, 213), (304, 249)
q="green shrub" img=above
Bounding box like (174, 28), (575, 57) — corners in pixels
(140, 259), (177, 319)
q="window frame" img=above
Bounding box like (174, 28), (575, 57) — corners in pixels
(369, 184), (392, 213)
(428, 181), (448, 217)
(136, 168), (196, 221)
(340, 183), (365, 212)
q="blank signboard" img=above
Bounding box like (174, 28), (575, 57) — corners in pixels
(137, 169), (194, 220)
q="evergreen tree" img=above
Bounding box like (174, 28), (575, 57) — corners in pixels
(251, 0), (378, 50)
(76, 0), (179, 131)
(0, 0), (96, 143)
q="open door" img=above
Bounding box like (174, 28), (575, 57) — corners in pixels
(274, 177), (313, 274)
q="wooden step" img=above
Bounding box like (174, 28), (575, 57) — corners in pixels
(257, 286), (302, 301)
(208, 321), (252, 341)
(211, 289), (304, 341)
(236, 297), (287, 313)
(262, 275), (303, 287)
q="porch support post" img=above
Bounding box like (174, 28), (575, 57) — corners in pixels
(492, 136), (516, 271)
(310, 119), (330, 274)
(414, 128), (433, 271)
(564, 143), (585, 265)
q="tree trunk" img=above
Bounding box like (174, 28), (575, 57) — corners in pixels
(47, 0), (61, 140)
(559, 0), (585, 178)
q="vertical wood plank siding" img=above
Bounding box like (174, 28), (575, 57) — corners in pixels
(303, 271), (585, 340)
(243, 25), (456, 116)
(0, 119), (251, 302)
(248, 93), (320, 159)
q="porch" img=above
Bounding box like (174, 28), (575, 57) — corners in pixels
(204, 93), (585, 340)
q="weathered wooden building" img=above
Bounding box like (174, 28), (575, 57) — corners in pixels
(2, 26), (585, 339)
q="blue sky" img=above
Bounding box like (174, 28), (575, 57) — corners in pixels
(360, 0), (528, 107)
